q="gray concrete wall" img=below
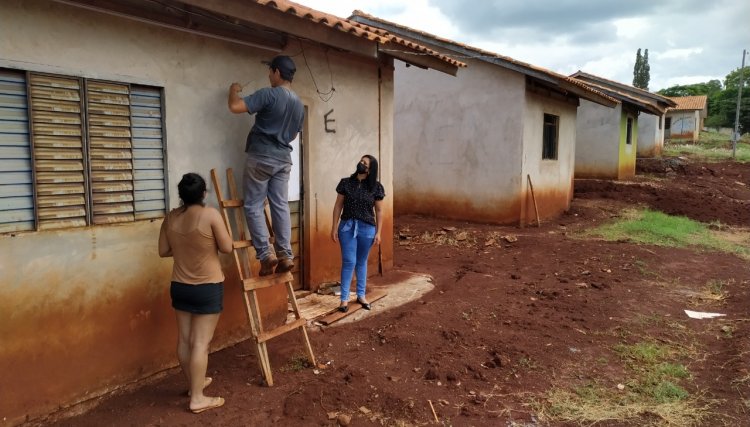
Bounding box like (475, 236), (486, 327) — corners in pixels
(575, 100), (622, 178)
(393, 59), (526, 224)
(520, 92), (578, 224)
(0, 0), (392, 423)
(636, 113), (665, 157)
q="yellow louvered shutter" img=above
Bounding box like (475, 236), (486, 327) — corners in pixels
(29, 74), (87, 230)
(86, 81), (134, 224)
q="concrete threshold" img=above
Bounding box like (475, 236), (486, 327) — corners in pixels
(289, 270), (435, 326)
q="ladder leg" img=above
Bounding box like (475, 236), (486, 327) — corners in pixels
(258, 341), (274, 386)
(286, 282), (316, 366)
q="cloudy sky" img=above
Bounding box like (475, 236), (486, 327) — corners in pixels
(302, 0), (750, 91)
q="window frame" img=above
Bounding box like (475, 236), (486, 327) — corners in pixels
(626, 116), (634, 145)
(542, 113), (559, 160)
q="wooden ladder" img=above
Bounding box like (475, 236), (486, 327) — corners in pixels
(210, 168), (315, 386)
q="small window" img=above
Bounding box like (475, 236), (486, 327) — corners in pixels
(665, 117), (671, 130)
(0, 68), (168, 233)
(542, 113), (558, 160)
(626, 117), (634, 145)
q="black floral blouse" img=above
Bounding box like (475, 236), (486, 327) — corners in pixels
(336, 177), (385, 226)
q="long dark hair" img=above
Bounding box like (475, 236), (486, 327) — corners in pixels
(177, 172), (206, 211)
(350, 154), (379, 193)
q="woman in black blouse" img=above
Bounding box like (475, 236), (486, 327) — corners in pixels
(331, 154), (385, 312)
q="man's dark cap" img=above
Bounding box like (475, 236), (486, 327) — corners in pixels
(262, 55), (296, 81)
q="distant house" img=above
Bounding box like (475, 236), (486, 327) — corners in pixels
(665, 95), (708, 142)
(0, 0), (461, 423)
(569, 72), (676, 179)
(350, 12), (616, 225)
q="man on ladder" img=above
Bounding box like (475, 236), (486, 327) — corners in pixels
(227, 55), (304, 276)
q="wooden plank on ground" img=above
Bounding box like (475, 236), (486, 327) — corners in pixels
(290, 293), (343, 321)
(317, 289), (388, 325)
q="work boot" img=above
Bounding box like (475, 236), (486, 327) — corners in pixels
(259, 254), (278, 276)
(276, 257), (294, 273)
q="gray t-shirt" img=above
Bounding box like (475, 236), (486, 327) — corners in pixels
(243, 86), (304, 163)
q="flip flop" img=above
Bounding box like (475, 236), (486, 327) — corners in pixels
(186, 376), (213, 397)
(190, 396), (225, 414)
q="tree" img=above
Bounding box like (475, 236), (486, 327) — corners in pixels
(657, 80), (723, 97)
(633, 48), (650, 90)
(633, 48), (643, 88)
(642, 49), (651, 90)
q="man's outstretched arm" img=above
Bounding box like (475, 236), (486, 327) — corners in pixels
(228, 83), (248, 113)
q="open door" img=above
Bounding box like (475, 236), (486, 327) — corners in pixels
(288, 132), (303, 290)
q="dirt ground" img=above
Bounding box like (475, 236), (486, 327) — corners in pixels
(40, 159), (750, 426)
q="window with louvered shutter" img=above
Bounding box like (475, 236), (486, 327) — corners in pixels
(0, 69), (34, 233)
(131, 86), (166, 219)
(86, 81), (134, 224)
(29, 74), (87, 230)
(0, 70), (167, 234)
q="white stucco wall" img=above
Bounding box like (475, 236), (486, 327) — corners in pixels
(521, 92), (578, 222)
(393, 59), (526, 223)
(575, 100), (622, 178)
(0, 0), (393, 423)
(636, 113), (664, 157)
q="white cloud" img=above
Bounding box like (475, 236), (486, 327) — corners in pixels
(613, 17), (650, 39)
(655, 48), (704, 60)
(299, 0), (747, 92)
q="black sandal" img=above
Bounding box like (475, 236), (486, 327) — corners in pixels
(338, 305), (349, 313)
(357, 298), (371, 310)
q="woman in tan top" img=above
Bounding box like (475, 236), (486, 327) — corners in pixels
(159, 173), (233, 414)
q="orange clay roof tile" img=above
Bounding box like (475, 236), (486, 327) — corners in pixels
(253, 1), (465, 68)
(668, 95), (708, 111)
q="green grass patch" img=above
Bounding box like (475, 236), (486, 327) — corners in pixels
(280, 354), (313, 372)
(537, 341), (710, 425)
(664, 131), (750, 162)
(583, 208), (750, 259)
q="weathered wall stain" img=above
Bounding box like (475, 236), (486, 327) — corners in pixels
(395, 191), (523, 225)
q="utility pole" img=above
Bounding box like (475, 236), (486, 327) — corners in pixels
(733, 49), (747, 158)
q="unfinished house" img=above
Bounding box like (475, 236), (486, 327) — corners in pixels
(350, 11), (616, 225)
(665, 95), (708, 142)
(0, 0), (462, 423)
(570, 72), (676, 179)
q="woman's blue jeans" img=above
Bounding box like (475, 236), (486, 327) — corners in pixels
(338, 219), (376, 303)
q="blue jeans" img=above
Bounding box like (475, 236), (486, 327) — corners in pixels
(338, 219), (376, 303)
(243, 155), (292, 261)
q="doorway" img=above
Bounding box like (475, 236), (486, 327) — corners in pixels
(288, 131), (304, 290)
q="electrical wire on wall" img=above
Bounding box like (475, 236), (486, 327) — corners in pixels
(145, 0), (337, 102)
(297, 40), (336, 103)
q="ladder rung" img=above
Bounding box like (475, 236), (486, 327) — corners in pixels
(257, 317), (306, 343)
(221, 199), (243, 208)
(243, 271), (294, 291)
(233, 240), (252, 249)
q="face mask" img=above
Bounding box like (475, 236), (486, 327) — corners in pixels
(356, 162), (368, 174)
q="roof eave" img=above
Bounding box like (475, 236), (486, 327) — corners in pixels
(558, 80), (618, 107)
(351, 13), (560, 84)
(380, 43), (459, 76)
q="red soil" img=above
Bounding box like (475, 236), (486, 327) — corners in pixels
(35, 160), (750, 427)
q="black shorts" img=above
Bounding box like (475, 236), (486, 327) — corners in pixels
(170, 281), (224, 314)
